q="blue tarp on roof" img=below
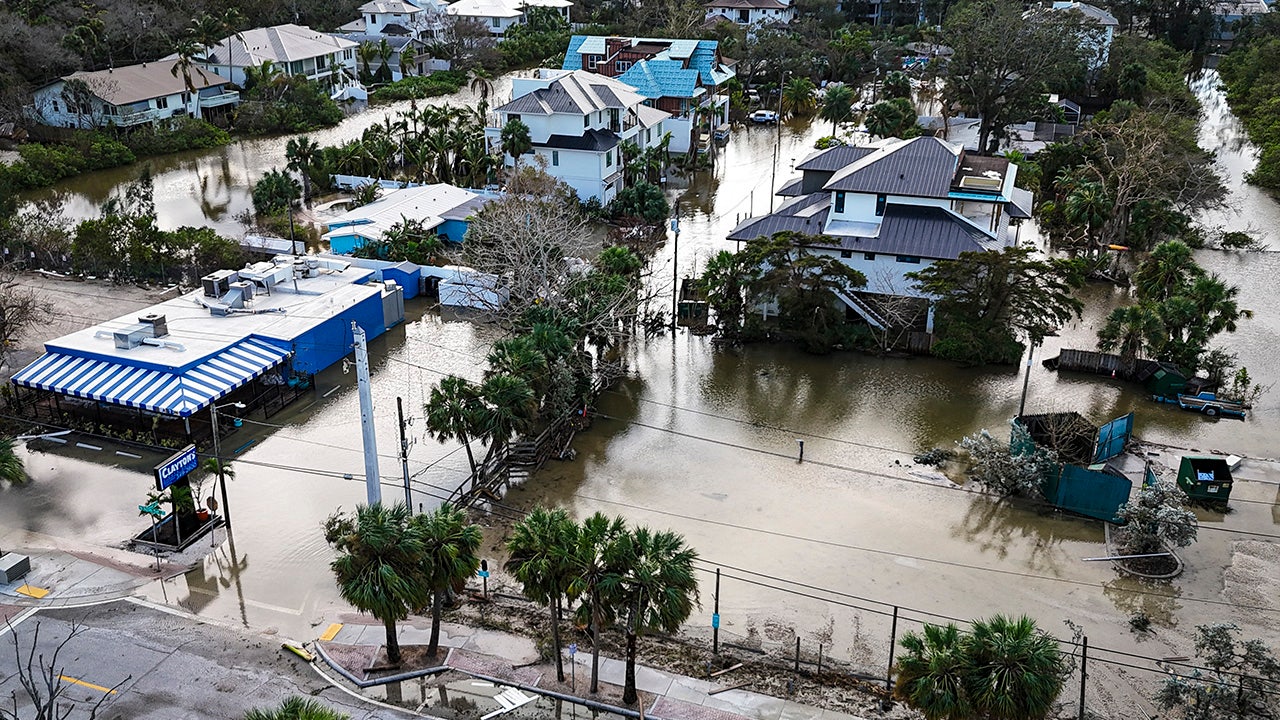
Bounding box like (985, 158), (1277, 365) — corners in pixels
(12, 338), (291, 417)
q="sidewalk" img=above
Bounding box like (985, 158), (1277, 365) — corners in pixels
(0, 529), (190, 608)
(321, 619), (875, 720)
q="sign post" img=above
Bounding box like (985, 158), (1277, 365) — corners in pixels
(139, 501), (165, 571)
(478, 560), (489, 600)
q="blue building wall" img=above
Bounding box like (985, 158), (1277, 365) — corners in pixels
(328, 232), (363, 255)
(259, 290), (388, 376)
(437, 219), (470, 243)
(381, 264), (421, 300)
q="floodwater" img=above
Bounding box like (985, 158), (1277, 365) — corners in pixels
(20, 75), (519, 236)
(3, 69), (1279, 715)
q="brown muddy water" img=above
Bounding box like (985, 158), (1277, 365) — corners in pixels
(3, 70), (1279, 716)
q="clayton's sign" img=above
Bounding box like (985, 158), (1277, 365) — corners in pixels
(154, 444), (199, 490)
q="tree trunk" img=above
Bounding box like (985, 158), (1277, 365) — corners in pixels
(460, 433), (477, 476)
(589, 600), (601, 694)
(623, 631), (638, 706)
(552, 593), (565, 682)
(384, 616), (402, 665)
(428, 589), (444, 658)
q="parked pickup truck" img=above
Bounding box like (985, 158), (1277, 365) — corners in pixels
(1153, 391), (1247, 419)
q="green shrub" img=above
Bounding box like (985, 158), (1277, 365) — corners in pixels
(369, 71), (467, 103)
(123, 118), (232, 155)
(236, 77), (344, 134)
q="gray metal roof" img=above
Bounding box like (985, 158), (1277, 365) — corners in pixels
(795, 145), (875, 172)
(1007, 187), (1034, 219)
(823, 137), (960, 198)
(726, 193), (830, 241)
(777, 177), (805, 196)
(495, 70), (645, 116)
(811, 204), (988, 259)
(533, 129), (620, 151)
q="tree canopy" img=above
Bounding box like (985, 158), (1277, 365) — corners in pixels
(908, 246), (1086, 365)
(941, 0), (1094, 154)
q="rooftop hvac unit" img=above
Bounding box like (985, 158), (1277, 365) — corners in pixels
(202, 270), (240, 298)
(137, 313), (168, 337)
(229, 280), (255, 303)
(113, 323), (152, 349)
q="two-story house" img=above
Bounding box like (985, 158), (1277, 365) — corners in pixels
(486, 69), (671, 203)
(193, 24), (362, 99)
(1045, 1), (1118, 72)
(727, 137), (1034, 332)
(340, 0), (424, 35)
(562, 36), (735, 154)
(446, 0), (572, 36)
(703, 0), (796, 29)
(29, 60), (239, 129)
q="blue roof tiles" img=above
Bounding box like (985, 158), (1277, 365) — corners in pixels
(617, 60), (699, 99)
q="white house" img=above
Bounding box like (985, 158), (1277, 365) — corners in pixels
(191, 24), (362, 98)
(1212, 0), (1271, 43)
(561, 36), (735, 154)
(1047, 1), (1118, 71)
(446, 0), (572, 36)
(340, 0), (423, 35)
(703, 0), (795, 28)
(486, 69), (670, 203)
(29, 60), (239, 129)
(727, 137), (1033, 332)
(323, 183), (492, 254)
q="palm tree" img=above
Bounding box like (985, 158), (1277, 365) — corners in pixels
(412, 502), (482, 658)
(170, 38), (204, 98)
(376, 38), (395, 83)
(894, 623), (972, 720)
(1132, 240), (1199, 303)
(611, 527), (700, 706)
(424, 376), (484, 478)
(505, 507), (579, 682)
(486, 337), (549, 399)
(189, 12), (225, 55)
(962, 615), (1066, 720)
(243, 696), (348, 720)
(323, 503), (430, 666)
(476, 373), (537, 463)
(819, 84), (855, 135)
(500, 118), (532, 170)
(400, 43), (417, 78)
(1062, 180), (1110, 239)
(470, 71), (495, 103)
(0, 437), (26, 486)
(780, 77), (817, 117)
(568, 512), (628, 694)
(252, 169), (301, 216)
(285, 136), (321, 202)
(357, 42), (378, 84)
(1098, 304), (1161, 375)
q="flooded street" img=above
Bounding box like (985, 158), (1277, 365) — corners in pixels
(3, 68), (1280, 716)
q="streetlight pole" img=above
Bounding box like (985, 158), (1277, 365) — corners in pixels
(210, 400), (245, 529)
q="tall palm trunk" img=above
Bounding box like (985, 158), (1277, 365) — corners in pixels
(460, 433), (477, 476)
(623, 631), (638, 705)
(384, 616), (402, 665)
(551, 593), (565, 682)
(428, 588), (444, 658)
(589, 597), (602, 693)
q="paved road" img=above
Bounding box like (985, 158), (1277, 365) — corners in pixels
(0, 599), (410, 720)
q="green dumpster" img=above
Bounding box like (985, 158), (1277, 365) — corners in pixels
(1176, 455), (1233, 503)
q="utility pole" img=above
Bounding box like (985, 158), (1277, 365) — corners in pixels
(1018, 342), (1036, 417)
(712, 568), (721, 655)
(352, 322), (381, 505)
(769, 70), (791, 212)
(397, 396), (411, 510)
(671, 214), (680, 331)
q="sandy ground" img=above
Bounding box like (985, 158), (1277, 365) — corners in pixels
(3, 273), (173, 380)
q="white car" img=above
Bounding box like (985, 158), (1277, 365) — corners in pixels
(750, 110), (779, 124)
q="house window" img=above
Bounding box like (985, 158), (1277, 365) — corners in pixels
(155, 96), (169, 109)
(52, 100), (60, 113)
(345, 49), (354, 60)
(895, 255), (921, 264)
(864, 252), (876, 261)
(587, 55), (599, 70)
(510, 113), (521, 124)
(875, 193), (887, 216)
(552, 150), (559, 166)
(606, 151), (613, 167)
(615, 60), (632, 72)
(840, 250), (852, 259)
(491, 16), (500, 26)
(584, 115), (590, 127)
(316, 55), (328, 70)
(834, 191), (846, 213)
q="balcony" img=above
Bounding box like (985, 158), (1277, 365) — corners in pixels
(115, 108), (159, 127)
(198, 91), (240, 109)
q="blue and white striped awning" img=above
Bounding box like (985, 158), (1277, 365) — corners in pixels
(11, 338), (291, 417)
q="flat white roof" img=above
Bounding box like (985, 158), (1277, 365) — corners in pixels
(44, 258), (379, 372)
(323, 184), (489, 242)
